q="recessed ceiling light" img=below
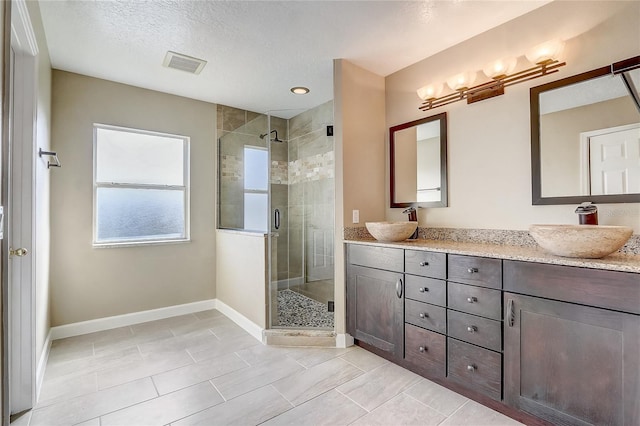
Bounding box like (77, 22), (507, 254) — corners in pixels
(290, 86), (310, 95)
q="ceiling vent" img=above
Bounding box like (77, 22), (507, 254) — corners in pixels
(163, 51), (207, 75)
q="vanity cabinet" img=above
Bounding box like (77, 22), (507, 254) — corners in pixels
(503, 260), (640, 426)
(346, 245), (404, 359)
(345, 242), (640, 426)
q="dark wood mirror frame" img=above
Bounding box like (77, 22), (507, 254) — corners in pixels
(390, 112), (448, 208)
(531, 56), (640, 205)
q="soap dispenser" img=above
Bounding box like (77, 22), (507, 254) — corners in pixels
(575, 202), (598, 225)
(403, 207), (419, 240)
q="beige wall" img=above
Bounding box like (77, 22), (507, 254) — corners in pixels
(385, 1), (640, 233)
(215, 230), (267, 329)
(50, 71), (217, 326)
(334, 59), (386, 335)
(26, 0), (52, 376)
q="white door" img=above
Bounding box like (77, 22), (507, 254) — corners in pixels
(5, 0), (38, 414)
(588, 125), (640, 195)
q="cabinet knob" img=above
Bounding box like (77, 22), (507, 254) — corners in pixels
(418, 287), (428, 293)
(467, 267), (479, 273)
(419, 346), (426, 353)
(467, 364), (476, 372)
(419, 312), (429, 319)
(467, 325), (477, 333)
(419, 261), (429, 267)
(467, 297), (477, 303)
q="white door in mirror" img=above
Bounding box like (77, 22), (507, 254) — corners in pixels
(588, 126), (640, 195)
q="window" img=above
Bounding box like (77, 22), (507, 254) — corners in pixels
(243, 146), (268, 232)
(93, 124), (189, 246)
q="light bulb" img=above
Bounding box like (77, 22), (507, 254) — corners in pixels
(482, 57), (517, 80)
(417, 83), (443, 100)
(446, 71), (476, 91)
(525, 39), (565, 65)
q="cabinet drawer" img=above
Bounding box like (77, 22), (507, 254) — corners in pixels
(448, 282), (501, 320)
(348, 244), (403, 272)
(448, 254), (501, 289)
(405, 299), (446, 334)
(405, 250), (446, 279)
(404, 324), (445, 378)
(504, 260), (640, 315)
(448, 311), (502, 352)
(405, 275), (446, 307)
(448, 338), (502, 400)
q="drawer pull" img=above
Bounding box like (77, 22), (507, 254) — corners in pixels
(419, 261), (429, 267)
(418, 287), (428, 293)
(467, 296), (477, 303)
(419, 312), (429, 319)
(467, 267), (479, 273)
(395, 279), (403, 298)
(467, 364), (476, 372)
(419, 346), (427, 353)
(467, 325), (477, 333)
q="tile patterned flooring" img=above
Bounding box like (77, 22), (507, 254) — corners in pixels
(13, 310), (524, 426)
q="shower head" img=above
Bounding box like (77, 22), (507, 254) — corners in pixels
(259, 129), (284, 143)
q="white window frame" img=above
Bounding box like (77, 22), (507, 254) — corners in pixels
(92, 123), (191, 247)
(243, 145), (269, 232)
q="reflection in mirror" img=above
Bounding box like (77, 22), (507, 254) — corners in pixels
(531, 56), (640, 205)
(390, 112), (447, 208)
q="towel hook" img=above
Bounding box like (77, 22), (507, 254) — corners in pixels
(38, 148), (61, 169)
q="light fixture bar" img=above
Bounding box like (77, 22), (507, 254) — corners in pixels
(419, 60), (566, 111)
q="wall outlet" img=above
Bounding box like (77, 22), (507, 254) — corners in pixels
(352, 209), (360, 224)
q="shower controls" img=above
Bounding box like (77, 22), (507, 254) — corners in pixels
(274, 209), (280, 230)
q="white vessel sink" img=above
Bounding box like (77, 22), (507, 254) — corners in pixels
(365, 221), (418, 242)
(529, 224), (633, 259)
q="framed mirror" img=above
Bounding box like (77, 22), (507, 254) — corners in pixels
(390, 112), (447, 208)
(531, 56), (640, 205)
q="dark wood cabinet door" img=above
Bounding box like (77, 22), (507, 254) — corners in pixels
(347, 264), (404, 358)
(504, 293), (640, 426)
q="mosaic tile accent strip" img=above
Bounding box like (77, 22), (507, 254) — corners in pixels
(271, 160), (288, 184)
(277, 290), (334, 328)
(220, 155), (241, 182)
(289, 151), (334, 184)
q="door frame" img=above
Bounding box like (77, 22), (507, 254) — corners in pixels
(2, 0), (38, 417)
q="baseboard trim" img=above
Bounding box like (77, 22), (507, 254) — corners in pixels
(213, 300), (264, 342)
(36, 330), (52, 400)
(336, 333), (354, 348)
(50, 299), (217, 340)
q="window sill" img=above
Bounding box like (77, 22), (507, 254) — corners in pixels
(92, 238), (191, 249)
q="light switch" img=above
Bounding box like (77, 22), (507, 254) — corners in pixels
(352, 209), (360, 224)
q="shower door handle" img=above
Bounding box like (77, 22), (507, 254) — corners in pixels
(274, 209), (280, 230)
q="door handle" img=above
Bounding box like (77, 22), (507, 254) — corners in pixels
(274, 208), (280, 230)
(9, 247), (28, 257)
(395, 278), (403, 298)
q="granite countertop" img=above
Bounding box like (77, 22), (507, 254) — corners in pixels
(346, 238), (640, 274)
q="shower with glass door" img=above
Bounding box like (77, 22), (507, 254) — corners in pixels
(217, 101), (335, 330)
(268, 103), (335, 329)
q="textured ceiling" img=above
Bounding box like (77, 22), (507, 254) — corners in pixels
(39, 0), (551, 118)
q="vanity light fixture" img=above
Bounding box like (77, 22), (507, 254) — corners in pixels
(290, 86), (310, 95)
(417, 39), (566, 111)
